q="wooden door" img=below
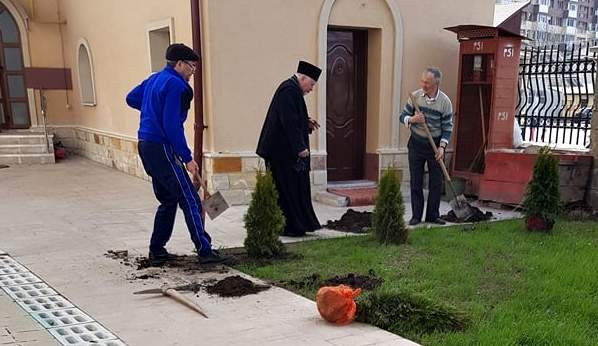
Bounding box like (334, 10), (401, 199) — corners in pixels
(326, 29), (367, 181)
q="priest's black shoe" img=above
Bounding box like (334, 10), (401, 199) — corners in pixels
(425, 218), (446, 225)
(408, 218), (421, 226)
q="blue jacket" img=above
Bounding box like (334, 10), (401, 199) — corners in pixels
(126, 66), (194, 163)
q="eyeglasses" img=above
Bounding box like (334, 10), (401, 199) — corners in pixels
(183, 61), (198, 71)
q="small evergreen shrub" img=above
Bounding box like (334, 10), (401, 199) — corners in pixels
(522, 147), (560, 232)
(372, 169), (408, 244)
(244, 169), (285, 258)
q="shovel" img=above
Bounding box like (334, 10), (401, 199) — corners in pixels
(134, 285), (208, 318)
(192, 173), (229, 220)
(409, 93), (474, 221)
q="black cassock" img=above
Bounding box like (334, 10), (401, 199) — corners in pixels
(256, 76), (321, 237)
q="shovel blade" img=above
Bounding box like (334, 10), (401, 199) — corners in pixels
(449, 194), (475, 221)
(204, 191), (229, 220)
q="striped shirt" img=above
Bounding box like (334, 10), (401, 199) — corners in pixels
(399, 88), (453, 145)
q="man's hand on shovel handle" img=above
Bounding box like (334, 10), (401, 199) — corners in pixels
(409, 111), (425, 125)
(435, 146), (445, 162)
(185, 160), (199, 177)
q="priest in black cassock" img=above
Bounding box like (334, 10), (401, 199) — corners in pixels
(256, 61), (322, 237)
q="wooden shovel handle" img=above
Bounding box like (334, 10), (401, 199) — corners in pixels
(408, 93), (452, 183)
(193, 173), (211, 198)
(163, 288), (209, 318)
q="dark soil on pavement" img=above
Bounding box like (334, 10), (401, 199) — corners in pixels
(325, 209), (372, 233)
(205, 275), (270, 297)
(440, 206), (493, 223)
(133, 255), (229, 274)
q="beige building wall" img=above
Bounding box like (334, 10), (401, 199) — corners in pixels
(3, 0), (495, 204)
(6, 0), (196, 177)
(57, 0), (194, 137)
(201, 0), (495, 202)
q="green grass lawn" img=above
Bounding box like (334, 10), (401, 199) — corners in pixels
(235, 219), (598, 345)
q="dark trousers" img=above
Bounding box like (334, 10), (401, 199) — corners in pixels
(267, 159), (321, 236)
(408, 138), (443, 221)
(138, 141), (212, 256)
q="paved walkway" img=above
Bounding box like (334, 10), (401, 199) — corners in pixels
(0, 158), (520, 345)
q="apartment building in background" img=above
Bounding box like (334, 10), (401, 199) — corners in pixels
(500, 0), (598, 44)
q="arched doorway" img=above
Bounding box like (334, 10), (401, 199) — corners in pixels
(0, 2), (28, 129)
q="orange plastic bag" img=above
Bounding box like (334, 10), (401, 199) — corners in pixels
(316, 285), (362, 325)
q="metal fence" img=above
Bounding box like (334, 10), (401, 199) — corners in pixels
(516, 41), (596, 148)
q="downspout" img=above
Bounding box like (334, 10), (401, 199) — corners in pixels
(190, 0), (205, 172)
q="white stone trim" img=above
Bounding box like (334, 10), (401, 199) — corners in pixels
(76, 38), (97, 107)
(202, 150), (328, 158)
(317, 0), (404, 152)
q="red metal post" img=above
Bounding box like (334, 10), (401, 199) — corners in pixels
(191, 0), (207, 223)
(191, 0), (204, 171)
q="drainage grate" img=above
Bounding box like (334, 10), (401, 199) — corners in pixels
(0, 272), (42, 287)
(2, 282), (58, 300)
(49, 322), (118, 345)
(0, 255), (28, 275)
(31, 308), (94, 328)
(1, 253), (128, 346)
(17, 295), (75, 313)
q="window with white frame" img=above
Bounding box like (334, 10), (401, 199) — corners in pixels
(567, 18), (576, 26)
(538, 14), (550, 23)
(147, 18), (174, 73)
(569, 3), (577, 11)
(77, 39), (96, 106)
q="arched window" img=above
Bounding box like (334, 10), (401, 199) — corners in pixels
(77, 39), (96, 106)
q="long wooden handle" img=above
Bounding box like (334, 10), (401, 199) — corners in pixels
(164, 288), (209, 318)
(193, 173), (212, 198)
(408, 93), (452, 183)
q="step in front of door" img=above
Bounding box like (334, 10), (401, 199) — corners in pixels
(0, 144), (50, 155)
(0, 153), (55, 165)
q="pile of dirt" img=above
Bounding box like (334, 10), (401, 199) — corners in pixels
(325, 209), (372, 233)
(441, 206), (493, 223)
(322, 272), (383, 290)
(563, 201), (598, 220)
(105, 250), (230, 282)
(134, 255), (229, 274)
(282, 270), (383, 291)
(205, 275), (270, 297)
(282, 273), (322, 290)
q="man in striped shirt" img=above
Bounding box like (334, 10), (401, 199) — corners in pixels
(399, 68), (453, 226)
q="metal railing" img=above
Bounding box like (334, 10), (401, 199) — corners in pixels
(516, 41), (596, 148)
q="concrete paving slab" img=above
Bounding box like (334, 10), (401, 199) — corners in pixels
(0, 157), (522, 345)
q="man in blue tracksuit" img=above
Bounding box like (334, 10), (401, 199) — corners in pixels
(126, 43), (229, 266)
